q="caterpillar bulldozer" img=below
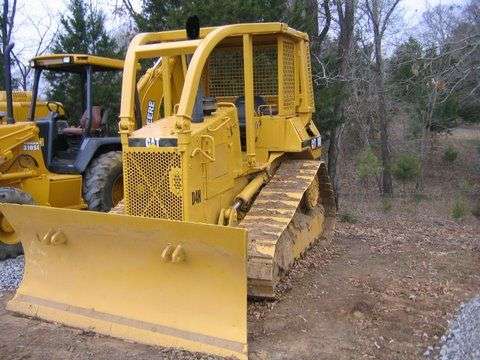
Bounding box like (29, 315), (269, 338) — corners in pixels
(1, 23), (336, 359)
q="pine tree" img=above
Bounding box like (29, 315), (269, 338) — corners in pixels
(46, 0), (121, 130)
(135, 0), (296, 32)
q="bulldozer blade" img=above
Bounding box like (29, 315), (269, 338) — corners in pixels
(2, 204), (248, 360)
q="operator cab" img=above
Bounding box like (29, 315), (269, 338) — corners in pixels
(29, 54), (123, 173)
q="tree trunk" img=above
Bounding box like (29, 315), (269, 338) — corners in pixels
(2, 0), (15, 124)
(416, 87), (438, 192)
(373, 33), (393, 196)
(327, 0), (355, 208)
(306, 0), (319, 42)
(328, 126), (341, 209)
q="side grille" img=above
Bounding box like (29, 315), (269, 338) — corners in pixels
(124, 149), (183, 220)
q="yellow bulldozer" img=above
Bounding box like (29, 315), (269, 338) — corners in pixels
(1, 22), (336, 359)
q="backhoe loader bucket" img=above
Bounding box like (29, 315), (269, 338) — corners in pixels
(2, 204), (248, 360)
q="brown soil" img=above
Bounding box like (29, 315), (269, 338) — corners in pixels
(248, 208), (479, 360)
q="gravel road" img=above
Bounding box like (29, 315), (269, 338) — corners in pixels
(438, 297), (480, 360)
(0, 256), (23, 293)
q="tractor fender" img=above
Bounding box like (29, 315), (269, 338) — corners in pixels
(74, 137), (121, 173)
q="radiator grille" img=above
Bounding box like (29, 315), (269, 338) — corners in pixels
(282, 41), (295, 114)
(124, 149), (183, 220)
(305, 42), (315, 109)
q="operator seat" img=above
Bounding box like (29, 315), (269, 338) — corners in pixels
(235, 96), (269, 146)
(62, 106), (104, 136)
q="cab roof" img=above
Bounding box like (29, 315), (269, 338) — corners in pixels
(30, 54), (124, 72)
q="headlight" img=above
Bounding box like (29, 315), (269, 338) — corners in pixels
(62, 56), (71, 64)
(29, 60), (35, 68)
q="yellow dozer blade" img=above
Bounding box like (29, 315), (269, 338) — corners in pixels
(2, 204), (248, 360)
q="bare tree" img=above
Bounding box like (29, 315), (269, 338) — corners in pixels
(327, 0), (356, 207)
(1, 0), (17, 123)
(408, 1), (480, 190)
(120, 0), (143, 29)
(421, 3), (461, 48)
(365, 0), (400, 196)
(0, 0), (16, 52)
(11, 16), (54, 91)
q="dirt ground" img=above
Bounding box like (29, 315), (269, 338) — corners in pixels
(1, 206), (478, 360)
(0, 126), (479, 360)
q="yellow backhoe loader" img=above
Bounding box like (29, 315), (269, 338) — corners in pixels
(0, 54), (125, 259)
(1, 22), (336, 359)
(0, 53), (167, 259)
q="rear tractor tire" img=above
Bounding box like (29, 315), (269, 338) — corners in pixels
(0, 187), (34, 260)
(83, 151), (123, 212)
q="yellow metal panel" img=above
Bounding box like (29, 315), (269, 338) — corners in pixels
(47, 175), (84, 208)
(0, 91), (51, 121)
(22, 174), (85, 209)
(137, 59), (164, 125)
(4, 204), (248, 360)
(256, 117), (305, 152)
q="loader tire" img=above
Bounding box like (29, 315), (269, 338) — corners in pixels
(83, 151), (123, 212)
(0, 187), (34, 260)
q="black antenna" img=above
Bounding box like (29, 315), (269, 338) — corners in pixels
(186, 16), (200, 40)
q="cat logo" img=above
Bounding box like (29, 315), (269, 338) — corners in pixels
(191, 189), (201, 205)
(145, 137), (162, 147)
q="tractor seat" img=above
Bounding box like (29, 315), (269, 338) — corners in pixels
(62, 106), (103, 136)
(235, 96), (268, 127)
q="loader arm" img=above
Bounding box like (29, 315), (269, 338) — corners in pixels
(0, 123), (38, 166)
(136, 59), (164, 126)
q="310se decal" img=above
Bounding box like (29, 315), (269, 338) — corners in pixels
(22, 142), (40, 151)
